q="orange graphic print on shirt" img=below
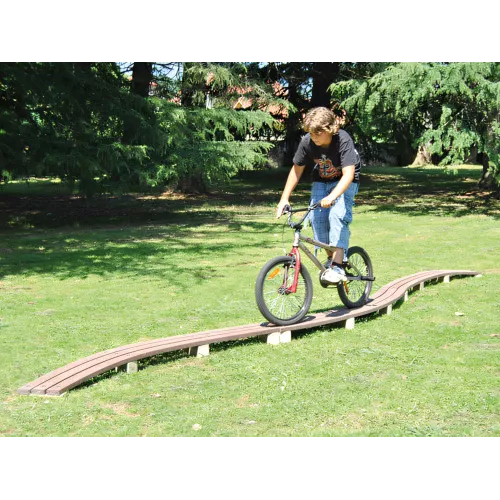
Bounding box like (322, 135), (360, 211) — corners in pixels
(314, 155), (342, 180)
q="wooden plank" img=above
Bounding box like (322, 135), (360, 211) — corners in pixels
(18, 324), (279, 394)
(18, 270), (480, 396)
(44, 323), (291, 395)
(41, 270), (480, 395)
(18, 322), (280, 395)
(37, 326), (282, 395)
(284, 271), (441, 333)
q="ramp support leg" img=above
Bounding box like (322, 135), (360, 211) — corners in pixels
(381, 304), (393, 315)
(345, 317), (355, 330)
(189, 344), (210, 357)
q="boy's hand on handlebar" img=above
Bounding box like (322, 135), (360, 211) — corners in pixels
(320, 196), (337, 208)
(276, 200), (291, 219)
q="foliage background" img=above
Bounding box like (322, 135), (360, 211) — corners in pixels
(1, 62), (499, 196)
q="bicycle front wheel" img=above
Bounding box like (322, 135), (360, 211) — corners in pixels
(255, 255), (313, 326)
(337, 246), (373, 308)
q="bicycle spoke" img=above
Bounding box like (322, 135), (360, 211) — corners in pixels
(262, 267), (307, 320)
(338, 248), (373, 308)
(256, 255), (314, 325)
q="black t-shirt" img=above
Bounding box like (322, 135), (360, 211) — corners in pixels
(292, 129), (361, 183)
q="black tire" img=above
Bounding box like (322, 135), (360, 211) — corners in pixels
(255, 255), (313, 326)
(337, 246), (373, 308)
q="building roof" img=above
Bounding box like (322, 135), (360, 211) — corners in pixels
(232, 81), (288, 118)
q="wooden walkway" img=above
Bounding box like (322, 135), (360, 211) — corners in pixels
(18, 270), (479, 397)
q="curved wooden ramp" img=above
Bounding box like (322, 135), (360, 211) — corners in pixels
(18, 270), (479, 396)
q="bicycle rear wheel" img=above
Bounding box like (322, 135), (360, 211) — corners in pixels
(337, 246), (373, 308)
(255, 255), (313, 326)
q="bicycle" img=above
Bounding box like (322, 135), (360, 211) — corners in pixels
(255, 203), (375, 326)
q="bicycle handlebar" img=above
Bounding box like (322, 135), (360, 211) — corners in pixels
(282, 202), (321, 228)
(283, 202), (320, 214)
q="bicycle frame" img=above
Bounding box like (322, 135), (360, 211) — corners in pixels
(284, 205), (373, 293)
(287, 229), (333, 293)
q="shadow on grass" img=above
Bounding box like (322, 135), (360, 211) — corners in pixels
(0, 168), (297, 230)
(0, 170), (296, 280)
(1, 167), (498, 282)
(0, 218), (278, 283)
(1, 166), (497, 234)
(356, 166), (500, 219)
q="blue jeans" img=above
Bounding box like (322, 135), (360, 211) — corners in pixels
(309, 181), (359, 251)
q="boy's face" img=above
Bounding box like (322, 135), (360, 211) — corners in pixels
(310, 130), (332, 147)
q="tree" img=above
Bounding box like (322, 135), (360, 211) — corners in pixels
(330, 62), (500, 191)
(153, 102), (276, 192)
(0, 62), (139, 192)
(161, 62), (285, 192)
(251, 63), (313, 164)
(0, 62), (282, 195)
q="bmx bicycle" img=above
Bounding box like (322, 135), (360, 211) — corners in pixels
(255, 203), (375, 326)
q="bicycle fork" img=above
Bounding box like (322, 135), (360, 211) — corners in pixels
(283, 230), (303, 294)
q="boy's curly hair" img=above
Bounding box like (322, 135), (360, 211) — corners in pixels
(302, 106), (346, 135)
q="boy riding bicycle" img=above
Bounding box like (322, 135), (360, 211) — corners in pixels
(276, 107), (361, 285)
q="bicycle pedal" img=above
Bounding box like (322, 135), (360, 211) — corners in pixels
(319, 272), (330, 288)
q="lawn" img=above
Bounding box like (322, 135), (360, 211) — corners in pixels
(0, 165), (499, 436)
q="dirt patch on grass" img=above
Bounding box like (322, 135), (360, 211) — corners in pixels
(320, 413), (366, 431)
(36, 309), (57, 316)
(235, 394), (251, 408)
(484, 269), (500, 275)
(102, 403), (140, 418)
(474, 344), (500, 350)
(0, 428), (16, 436)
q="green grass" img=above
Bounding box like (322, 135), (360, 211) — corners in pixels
(1, 165), (499, 436)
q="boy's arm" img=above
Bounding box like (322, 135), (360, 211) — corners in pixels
(276, 164), (305, 218)
(320, 165), (355, 208)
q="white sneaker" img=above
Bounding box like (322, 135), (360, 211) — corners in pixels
(321, 265), (347, 284)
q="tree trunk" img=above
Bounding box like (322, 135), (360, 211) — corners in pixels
(478, 153), (495, 187)
(411, 143), (432, 166)
(130, 62), (153, 98)
(284, 84), (302, 166)
(180, 62), (196, 107)
(394, 126), (417, 166)
(465, 144), (478, 164)
(116, 63), (153, 184)
(310, 62), (340, 108)
(177, 171), (207, 194)
(122, 62), (153, 147)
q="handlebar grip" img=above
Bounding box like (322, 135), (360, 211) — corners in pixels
(283, 203), (321, 214)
